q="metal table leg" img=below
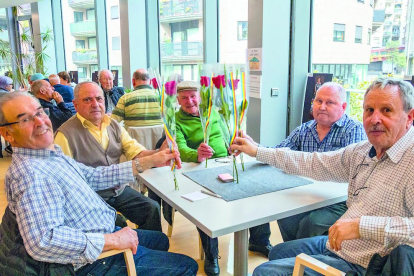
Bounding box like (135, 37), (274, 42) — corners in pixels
(234, 229), (248, 276)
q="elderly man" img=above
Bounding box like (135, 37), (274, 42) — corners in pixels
(55, 81), (165, 232)
(98, 69), (124, 114)
(112, 69), (162, 128)
(0, 92), (198, 275)
(175, 80), (271, 275)
(253, 82), (366, 242)
(31, 80), (72, 131)
(231, 78), (414, 275)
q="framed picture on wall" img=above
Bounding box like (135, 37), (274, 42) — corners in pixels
(69, 71), (79, 84)
(111, 70), (119, 87)
(92, 71), (99, 84)
(302, 73), (333, 123)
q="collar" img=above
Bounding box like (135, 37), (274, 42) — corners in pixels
(13, 145), (64, 158)
(306, 114), (348, 130)
(369, 126), (414, 163)
(76, 113), (110, 130)
(134, 84), (152, 91)
(180, 108), (199, 118)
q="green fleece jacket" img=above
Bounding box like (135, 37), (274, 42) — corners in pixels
(175, 108), (228, 163)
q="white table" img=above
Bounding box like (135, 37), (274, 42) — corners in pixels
(138, 157), (348, 275)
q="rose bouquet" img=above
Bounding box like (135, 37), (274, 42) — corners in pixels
(161, 79), (179, 190)
(198, 75), (214, 167)
(148, 67), (162, 104)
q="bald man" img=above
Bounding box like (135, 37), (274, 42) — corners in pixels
(111, 69), (162, 129)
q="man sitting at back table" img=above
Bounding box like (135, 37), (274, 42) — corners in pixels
(247, 82), (366, 242)
(49, 73), (76, 114)
(98, 69), (125, 114)
(0, 92), (198, 275)
(231, 78), (414, 275)
(54, 81), (166, 232)
(174, 80), (272, 276)
(111, 69), (163, 128)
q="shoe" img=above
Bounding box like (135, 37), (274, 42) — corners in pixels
(248, 243), (273, 257)
(204, 257), (220, 276)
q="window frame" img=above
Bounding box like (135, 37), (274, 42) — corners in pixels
(355, 25), (363, 43)
(237, 21), (248, 41)
(333, 23), (345, 42)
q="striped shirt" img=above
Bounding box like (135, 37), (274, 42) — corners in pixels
(111, 85), (162, 128)
(274, 114), (367, 152)
(5, 146), (134, 267)
(257, 126), (414, 268)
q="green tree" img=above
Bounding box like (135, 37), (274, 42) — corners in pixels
(386, 41), (406, 73)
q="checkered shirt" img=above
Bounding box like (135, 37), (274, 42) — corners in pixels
(273, 114), (367, 152)
(5, 145), (134, 267)
(257, 126), (414, 268)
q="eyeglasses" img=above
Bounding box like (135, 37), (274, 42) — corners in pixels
(0, 108), (50, 128)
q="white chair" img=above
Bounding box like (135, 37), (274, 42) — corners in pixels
(127, 124), (164, 150)
(292, 253), (345, 276)
(98, 249), (137, 276)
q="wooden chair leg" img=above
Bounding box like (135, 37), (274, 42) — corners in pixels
(199, 234), (205, 260)
(292, 253), (345, 276)
(98, 249), (136, 276)
(167, 207), (175, 237)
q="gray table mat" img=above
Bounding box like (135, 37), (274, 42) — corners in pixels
(183, 161), (313, 201)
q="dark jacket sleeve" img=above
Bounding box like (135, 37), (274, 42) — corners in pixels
(50, 102), (73, 131)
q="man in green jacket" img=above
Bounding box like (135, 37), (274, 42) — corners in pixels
(175, 81), (272, 276)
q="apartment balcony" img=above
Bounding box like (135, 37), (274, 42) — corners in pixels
(160, 0), (202, 23)
(161, 41), (203, 62)
(383, 31), (392, 36)
(72, 50), (97, 64)
(68, 0), (94, 9)
(392, 31), (400, 37)
(394, 8), (402, 14)
(384, 20), (393, 25)
(70, 21), (96, 37)
(385, 7), (393, 14)
(393, 20), (401, 25)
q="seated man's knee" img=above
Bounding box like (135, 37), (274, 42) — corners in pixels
(385, 244), (414, 274)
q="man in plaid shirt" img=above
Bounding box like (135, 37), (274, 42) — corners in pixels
(0, 92), (198, 275)
(232, 78), (414, 275)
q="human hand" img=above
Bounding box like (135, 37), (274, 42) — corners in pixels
(152, 148), (181, 168)
(240, 131), (258, 146)
(103, 227), (139, 254)
(160, 138), (169, 151)
(197, 143), (214, 162)
(230, 137), (258, 157)
(52, 92), (64, 104)
(328, 218), (361, 251)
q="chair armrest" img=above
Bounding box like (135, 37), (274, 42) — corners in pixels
(292, 253), (346, 276)
(98, 249), (136, 276)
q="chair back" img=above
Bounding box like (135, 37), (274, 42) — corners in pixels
(128, 125), (164, 150)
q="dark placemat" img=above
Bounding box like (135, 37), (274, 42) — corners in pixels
(183, 161), (313, 201)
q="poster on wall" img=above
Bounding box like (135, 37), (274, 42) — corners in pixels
(247, 48), (262, 72)
(69, 71), (79, 84)
(302, 73), (333, 123)
(111, 70), (119, 87)
(92, 71), (99, 84)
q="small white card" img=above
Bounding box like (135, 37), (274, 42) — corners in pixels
(181, 191), (210, 202)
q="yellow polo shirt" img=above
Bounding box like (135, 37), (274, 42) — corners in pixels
(54, 113), (145, 160)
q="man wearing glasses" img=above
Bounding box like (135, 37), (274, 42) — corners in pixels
(54, 81), (171, 232)
(0, 92), (198, 275)
(232, 78), (414, 275)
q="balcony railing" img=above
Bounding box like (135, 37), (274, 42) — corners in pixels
(393, 20), (401, 25)
(392, 32), (400, 37)
(394, 8), (402, 14)
(72, 50), (97, 64)
(383, 31), (392, 36)
(161, 41), (203, 59)
(384, 20), (392, 25)
(70, 21), (96, 37)
(160, 0), (202, 23)
(68, 0), (94, 9)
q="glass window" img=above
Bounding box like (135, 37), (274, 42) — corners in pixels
(61, 0), (97, 80)
(333, 23), (345, 42)
(355, 26), (363, 43)
(368, 28), (371, 45)
(357, 0), (364, 3)
(76, 40), (86, 49)
(159, 0), (203, 80)
(74, 12), (83, 22)
(111, 5), (119, 19)
(112, 36), (120, 50)
(237, 21), (248, 40)
(0, 8), (11, 77)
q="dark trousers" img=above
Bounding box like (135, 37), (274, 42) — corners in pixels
(277, 202), (347, 242)
(106, 186), (162, 232)
(77, 229), (198, 276)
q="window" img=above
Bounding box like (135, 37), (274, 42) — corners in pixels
(75, 40), (85, 49)
(355, 26), (362, 43)
(237, 21), (248, 40)
(74, 12), (83, 22)
(78, 67), (87, 78)
(88, 37), (96, 50)
(357, 0), (364, 3)
(112, 37), (120, 50)
(86, 9), (95, 20)
(333, 23), (345, 42)
(111, 6), (119, 19)
(368, 28), (371, 45)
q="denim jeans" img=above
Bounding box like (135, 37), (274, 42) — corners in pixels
(277, 202), (347, 242)
(76, 229), (198, 276)
(253, 236), (366, 276)
(197, 223), (271, 259)
(106, 186), (162, 232)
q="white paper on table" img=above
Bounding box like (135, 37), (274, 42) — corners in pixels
(181, 191), (210, 202)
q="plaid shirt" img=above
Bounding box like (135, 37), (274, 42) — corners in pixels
(257, 126), (414, 268)
(5, 146), (134, 267)
(273, 114), (366, 152)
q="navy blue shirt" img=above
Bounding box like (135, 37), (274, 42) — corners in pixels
(53, 84), (74, 102)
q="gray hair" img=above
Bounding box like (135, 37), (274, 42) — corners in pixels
(317, 82), (347, 103)
(31, 80), (47, 96)
(365, 78), (414, 112)
(73, 81), (103, 100)
(0, 92), (38, 125)
(98, 69), (113, 81)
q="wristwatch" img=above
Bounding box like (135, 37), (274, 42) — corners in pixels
(134, 158), (144, 173)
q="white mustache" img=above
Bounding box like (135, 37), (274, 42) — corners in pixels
(369, 126), (385, 132)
